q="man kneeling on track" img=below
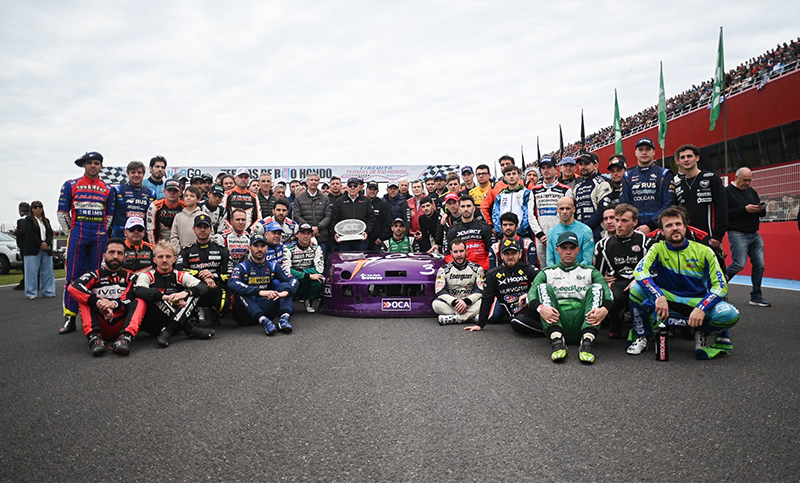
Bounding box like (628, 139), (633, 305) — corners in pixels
(68, 238), (146, 356)
(530, 231), (612, 364)
(432, 237), (484, 325)
(629, 206), (739, 360)
(464, 238), (541, 335)
(134, 240), (215, 348)
(228, 233), (299, 336)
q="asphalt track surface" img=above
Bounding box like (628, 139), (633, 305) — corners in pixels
(1, 282), (798, 482)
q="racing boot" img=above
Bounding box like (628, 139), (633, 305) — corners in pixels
(260, 317), (277, 336)
(157, 322), (181, 348)
(208, 308), (221, 326)
(59, 316), (77, 334)
(88, 335), (107, 357)
(712, 329), (733, 354)
(304, 299), (316, 313)
(578, 336), (595, 364)
(110, 334), (132, 356)
(183, 319), (215, 340)
(277, 314), (293, 334)
(438, 314), (460, 325)
(551, 336), (568, 362)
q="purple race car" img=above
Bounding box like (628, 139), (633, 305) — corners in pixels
(321, 251), (446, 318)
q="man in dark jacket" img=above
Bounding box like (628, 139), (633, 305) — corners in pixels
(365, 181), (391, 252)
(331, 177), (374, 252)
(383, 181), (410, 230)
(292, 172), (332, 261)
(13, 202), (30, 290)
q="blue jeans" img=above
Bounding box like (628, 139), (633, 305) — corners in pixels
(24, 251), (56, 299)
(726, 231), (765, 298)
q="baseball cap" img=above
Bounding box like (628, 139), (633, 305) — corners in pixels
(556, 231), (580, 247)
(392, 217), (405, 225)
(444, 193), (459, 203)
(164, 179), (181, 191)
(193, 214), (212, 227)
(347, 177), (359, 186)
(124, 217), (145, 230)
(235, 168), (251, 178)
(366, 181), (379, 190)
(434, 172), (446, 181)
(263, 221), (282, 232)
(576, 153), (599, 164)
(608, 157), (628, 170)
(201, 173), (213, 181)
(499, 238), (521, 253)
(539, 156), (556, 166)
(387, 181), (399, 188)
(250, 234), (267, 245)
(177, 175), (188, 182)
(560, 156), (576, 166)
(636, 137), (655, 149)
(191, 174), (204, 182)
(210, 184), (225, 196)
(298, 223), (313, 232)
(461, 165), (473, 174)
(74, 151), (104, 167)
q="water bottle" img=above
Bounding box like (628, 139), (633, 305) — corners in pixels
(655, 322), (668, 361)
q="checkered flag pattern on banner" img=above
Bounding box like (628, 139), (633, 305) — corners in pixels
(100, 167), (127, 186)
(421, 165), (460, 179)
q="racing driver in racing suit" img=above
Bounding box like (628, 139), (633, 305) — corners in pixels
(433, 237), (485, 325)
(58, 151), (115, 334)
(443, 194), (494, 270)
(527, 156), (573, 269)
(464, 239), (541, 336)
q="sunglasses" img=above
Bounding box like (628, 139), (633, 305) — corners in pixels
(31, 205), (43, 209)
(128, 226), (145, 233)
(347, 183), (358, 188)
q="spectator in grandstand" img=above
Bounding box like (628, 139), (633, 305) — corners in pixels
(673, 144), (728, 248)
(530, 231), (612, 364)
(480, 156), (515, 226)
(607, 155), (627, 204)
(489, 212), (536, 269)
(143, 155), (167, 200)
(620, 137), (676, 235)
(170, 186), (204, 250)
(558, 157), (578, 190)
(110, 161), (155, 238)
(418, 196), (440, 254)
(528, 156), (573, 269)
(469, 164), (493, 207)
(433, 237), (484, 325)
(22, 200), (56, 300)
(594, 204), (647, 340)
(725, 167), (770, 307)
(574, 152), (613, 242)
(284, 223), (324, 313)
(331, 177), (374, 252)
(121, 217), (154, 273)
(460, 166), (476, 192)
(546, 197), (594, 267)
(629, 207), (739, 359)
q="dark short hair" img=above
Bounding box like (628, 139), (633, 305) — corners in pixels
(330, 176), (341, 183)
(476, 164), (491, 174)
(499, 155), (515, 164)
(446, 173), (460, 183)
(106, 237), (126, 251)
(273, 198), (290, 210)
(126, 161), (146, 173)
(502, 164), (520, 175)
(449, 237), (466, 250)
(458, 194), (475, 205)
(674, 144), (701, 160)
(658, 205), (689, 230)
(149, 155), (167, 168)
(19, 201), (30, 214)
(420, 196), (433, 206)
(499, 212), (519, 226)
(184, 186), (202, 198)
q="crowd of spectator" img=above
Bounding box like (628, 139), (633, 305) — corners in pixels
(551, 38), (800, 159)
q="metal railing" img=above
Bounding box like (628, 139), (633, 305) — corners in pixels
(750, 162), (800, 222)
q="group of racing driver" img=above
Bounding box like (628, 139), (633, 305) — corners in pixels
(52, 137), (753, 362)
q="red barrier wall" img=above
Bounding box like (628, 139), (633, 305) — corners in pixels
(721, 220), (800, 280)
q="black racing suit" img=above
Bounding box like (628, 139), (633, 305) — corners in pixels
(477, 262), (541, 335)
(176, 240), (233, 317)
(122, 240), (154, 273)
(133, 268), (209, 336)
(594, 232), (648, 331)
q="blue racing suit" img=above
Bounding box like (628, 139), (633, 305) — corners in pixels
(228, 257), (299, 325)
(619, 164), (676, 230)
(110, 183), (155, 237)
(58, 175), (115, 316)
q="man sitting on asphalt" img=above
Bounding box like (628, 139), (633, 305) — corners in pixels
(464, 239), (541, 335)
(530, 231), (612, 364)
(68, 238), (146, 357)
(629, 207), (740, 359)
(176, 214), (232, 326)
(432, 238), (484, 325)
(228, 233), (299, 336)
(284, 223), (324, 313)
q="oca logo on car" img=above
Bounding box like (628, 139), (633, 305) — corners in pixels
(382, 298), (411, 311)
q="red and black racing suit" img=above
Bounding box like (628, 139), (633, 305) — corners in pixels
(68, 267), (145, 342)
(443, 218), (495, 270)
(223, 186), (262, 230)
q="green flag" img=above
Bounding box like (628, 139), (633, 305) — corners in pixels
(710, 27), (724, 131)
(658, 61), (667, 150)
(613, 89), (622, 155)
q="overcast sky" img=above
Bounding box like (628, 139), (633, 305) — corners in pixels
(1, 0), (798, 228)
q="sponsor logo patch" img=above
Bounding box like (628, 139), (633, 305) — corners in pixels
(382, 298), (412, 311)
